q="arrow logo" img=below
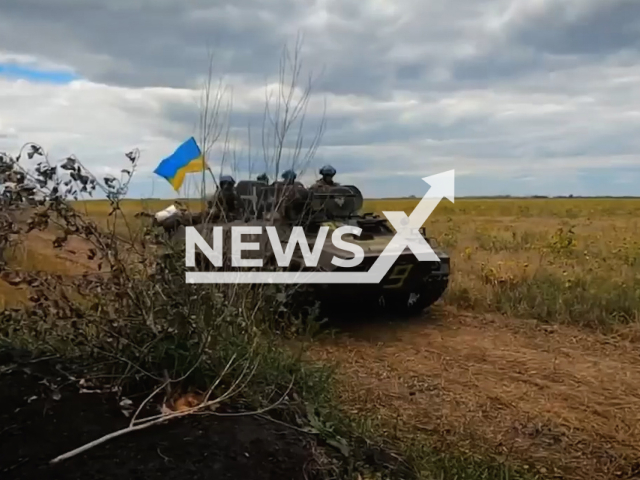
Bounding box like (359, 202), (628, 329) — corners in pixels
(186, 170), (455, 284)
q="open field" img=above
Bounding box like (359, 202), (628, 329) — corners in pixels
(6, 197), (640, 330)
(2, 197), (640, 479)
(76, 196), (640, 330)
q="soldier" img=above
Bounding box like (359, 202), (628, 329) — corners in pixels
(256, 173), (269, 184)
(311, 165), (339, 190)
(281, 169), (297, 185)
(207, 175), (241, 220)
(270, 169), (303, 219)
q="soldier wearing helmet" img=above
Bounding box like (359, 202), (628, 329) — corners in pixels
(269, 169), (303, 219)
(207, 174), (241, 220)
(281, 169), (297, 185)
(256, 173), (269, 184)
(311, 165), (339, 190)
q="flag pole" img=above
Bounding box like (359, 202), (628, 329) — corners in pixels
(201, 141), (206, 213)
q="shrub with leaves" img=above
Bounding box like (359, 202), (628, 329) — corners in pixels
(0, 143), (320, 404)
(0, 139), (408, 480)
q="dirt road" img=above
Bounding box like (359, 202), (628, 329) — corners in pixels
(306, 307), (640, 479)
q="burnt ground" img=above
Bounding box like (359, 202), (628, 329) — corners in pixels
(0, 350), (325, 480)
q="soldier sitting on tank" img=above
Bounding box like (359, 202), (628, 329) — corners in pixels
(206, 175), (241, 221)
(311, 165), (340, 191)
(267, 170), (303, 219)
(280, 169), (298, 185)
(256, 173), (269, 184)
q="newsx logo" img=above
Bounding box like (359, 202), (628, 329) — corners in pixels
(186, 223), (364, 269)
(184, 170), (454, 284)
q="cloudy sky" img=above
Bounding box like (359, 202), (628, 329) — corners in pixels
(0, 0), (639, 199)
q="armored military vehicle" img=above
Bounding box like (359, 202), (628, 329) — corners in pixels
(165, 179), (450, 315)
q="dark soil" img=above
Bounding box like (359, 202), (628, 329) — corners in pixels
(0, 350), (322, 480)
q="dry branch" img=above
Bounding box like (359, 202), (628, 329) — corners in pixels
(49, 372), (295, 465)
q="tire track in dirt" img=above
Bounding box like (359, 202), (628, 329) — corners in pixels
(306, 307), (640, 479)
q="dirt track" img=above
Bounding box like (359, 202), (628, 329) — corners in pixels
(307, 307), (640, 480)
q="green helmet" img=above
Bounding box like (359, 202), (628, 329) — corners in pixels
(219, 175), (235, 186)
(320, 165), (336, 177)
(281, 170), (297, 182)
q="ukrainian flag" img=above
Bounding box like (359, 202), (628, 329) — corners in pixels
(154, 137), (207, 191)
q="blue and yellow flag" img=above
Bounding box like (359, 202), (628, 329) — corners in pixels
(154, 137), (206, 191)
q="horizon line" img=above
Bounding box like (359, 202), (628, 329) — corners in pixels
(72, 195), (640, 202)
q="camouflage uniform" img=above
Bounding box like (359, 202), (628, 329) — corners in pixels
(207, 188), (240, 219)
(311, 177), (340, 190)
(269, 170), (304, 219)
(206, 176), (241, 220)
(310, 165), (339, 191)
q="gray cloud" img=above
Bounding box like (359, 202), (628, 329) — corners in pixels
(0, 0), (530, 93)
(0, 0), (293, 87)
(1, 0), (639, 97)
(1, 0), (640, 197)
(500, 0), (640, 57)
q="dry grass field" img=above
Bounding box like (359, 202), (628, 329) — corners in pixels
(77, 196), (640, 330)
(405, 197), (640, 330)
(2, 196), (640, 479)
(6, 197), (640, 330)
